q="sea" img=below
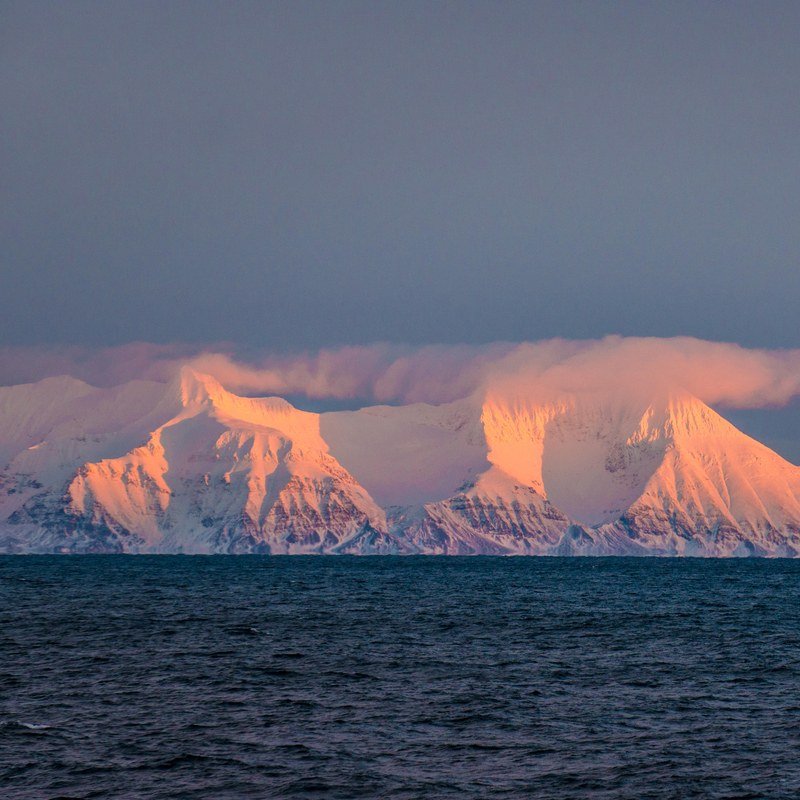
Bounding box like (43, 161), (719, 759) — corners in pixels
(1, 555), (800, 799)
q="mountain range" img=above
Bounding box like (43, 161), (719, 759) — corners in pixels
(2, 367), (800, 556)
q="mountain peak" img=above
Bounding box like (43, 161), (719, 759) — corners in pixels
(661, 391), (734, 438)
(173, 366), (227, 408)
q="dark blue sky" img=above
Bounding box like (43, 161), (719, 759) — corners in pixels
(2, 1), (799, 350)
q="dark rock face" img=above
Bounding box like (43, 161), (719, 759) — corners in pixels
(4, 489), (139, 554)
(386, 486), (576, 555)
(6, 465), (800, 556)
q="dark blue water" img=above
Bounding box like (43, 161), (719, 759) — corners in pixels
(2, 557), (800, 799)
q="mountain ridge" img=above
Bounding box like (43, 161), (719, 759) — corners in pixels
(2, 368), (800, 555)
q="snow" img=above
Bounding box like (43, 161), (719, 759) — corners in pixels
(321, 400), (488, 506)
(540, 397), (667, 525)
(3, 367), (800, 555)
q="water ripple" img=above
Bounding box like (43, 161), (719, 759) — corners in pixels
(1, 555), (799, 799)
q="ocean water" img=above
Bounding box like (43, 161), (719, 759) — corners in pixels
(2, 557), (800, 799)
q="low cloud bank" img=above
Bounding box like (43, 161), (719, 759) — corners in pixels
(2, 337), (800, 410)
(0, 343), (207, 387)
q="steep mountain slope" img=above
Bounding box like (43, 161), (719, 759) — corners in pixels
(598, 394), (800, 556)
(0, 376), (176, 551)
(0, 370), (399, 554)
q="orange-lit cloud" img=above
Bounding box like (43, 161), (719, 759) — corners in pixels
(482, 337), (800, 409)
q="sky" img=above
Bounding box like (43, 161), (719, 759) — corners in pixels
(2, 2), (800, 458)
(2, 0), (800, 351)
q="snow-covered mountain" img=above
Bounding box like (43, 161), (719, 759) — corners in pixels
(2, 367), (800, 556)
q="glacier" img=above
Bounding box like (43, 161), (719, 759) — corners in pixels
(2, 366), (800, 556)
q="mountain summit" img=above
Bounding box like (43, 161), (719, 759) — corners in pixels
(1, 370), (799, 555)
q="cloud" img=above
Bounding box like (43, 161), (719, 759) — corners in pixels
(186, 337), (800, 409)
(186, 343), (517, 404)
(2, 337), (800, 410)
(483, 337), (800, 409)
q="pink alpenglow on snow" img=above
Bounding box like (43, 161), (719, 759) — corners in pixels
(3, 337), (800, 556)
